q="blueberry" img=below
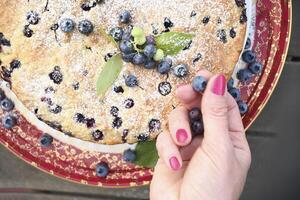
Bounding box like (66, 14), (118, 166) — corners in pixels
(95, 162), (109, 177)
(119, 40), (134, 54)
(146, 35), (155, 45)
(245, 37), (251, 49)
(125, 75), (138, 87)
(39, 134), (53, 147)
(249, 61), (263, 75)
(192, 76), (207, 92)
(202, 16), (210, 24)
(229, 88), (241, 101)
(189, 107), (202, 121)
(240, 9), (248, 24)
(191, 120), (204, 135)
(144, 44), (156, 58)
(132, 54), (146, 65)
(227, 78), (234, 89)
(123, 149), (136, 163)
(86, 118), (95, 128)
(81, 2), (91, 11)
(112, 117), (122, 129)
(172, 64), (188, 78)
(230, 28), (236, 38)
(119, 10), (131, 24)
(238, 101), (248, 115)
(26, 11), (39, 25)
(121, 53), (135, 63)
(144, 59), (156, 69)
(2, 115), (17, 129)
(0, 89), (5, 101)
(23, 25), (33, 38)
(217, 29), (227, 43)
(149, 119), (161, 132)
(163, 17), (174, 29)
(91, 130), (104, 141)
(110, 27), (124, 42)
(124, 98), (134, 109)
(242, 50), (256, 64)
(110, 106), (119, 117)
(48, 104), (62, 114)
(113, 86), (124, 93)
(59, 18), (75, 33)
(74, 113), (85, 123)
(137, 134), (149, 142)
(10, 60), (21, 70)
(158, 81), (172, 96)
(78, 20), (94, 35)
(237, 68), (252, 83)
(1, 98), (14, 111)
(49, 67), (63, 84)
(157, 59), (172, 74)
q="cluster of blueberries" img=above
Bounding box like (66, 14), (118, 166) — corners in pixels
(59, 18), (94, 35)
(0, 90), (17, 129)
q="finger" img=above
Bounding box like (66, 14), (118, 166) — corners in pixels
(179, 136), (203, 161)
(176, 70), (213, 110)
(156, 131), (182, 171)
(168, 106), (192, 146)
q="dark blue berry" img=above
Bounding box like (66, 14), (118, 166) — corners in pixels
(110, 27), (123, 42)
(40, 134), (53, 147)
(192, 76), (207, 92)
(81, 2), (91, 11)
(112, 117), (122, 129)
(2, 115), (17, 129)
(1, 98), (14, 111)
(10, 60), (21, 70)
(59, 18), (75, 33)
(157, 59), (172, 74)
(95, 162), (109, 177)
(146, 35), (155, 44)
(125, 75), (138, 87)
(123, 149), (136, 163)
(237, 68), (252, 83)
(49, 67), (63, 84)
(91, 130), (104, 141)
(163, 17), (174, 29)
(0, 89), (5, 101)
(242, 50), (256, 64)
(189, 107), (202, 121)
(173, 64), (188, 78)
(49, 104), (62, 114)
(121, 53), (135, 63)
(132, 54), (146, 65)
(144, 59), (156, 69)
(110, 106), (119, 117)
(137, 134), (149, 142)
(158, 81), (172, 96)
(238, 101), (248, 115)
(149, 119), (161, 132)
(245, 37), (251, 49)
(217, 29), (227, 43)
(23, 25), (33, 37)
(230, 28), (236, 38)
(119, 40), (134, 54)
(119, 10), (131, 24)
(191, 120), (204, 135)
(227, 78), (234, 89)
(144, 44), (156, 58)
(249, 61), (263, 75)
(229, 88), (241, 101)
(113, 86), (124, 93)
(203, 16), (210, 24)
(240, 9), (247, 24)
(124, 98), (134, 109)
(78, 20), (94, 35)
(26, 11), (40, 25)
(86, 118), (95, 128)
(74, 113), (85, 123)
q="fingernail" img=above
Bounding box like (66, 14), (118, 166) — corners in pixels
(176, 129), (188, 143)
(169, 156), (181, 171)
(212, 74), (226, 96)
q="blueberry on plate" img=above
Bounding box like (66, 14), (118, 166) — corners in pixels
(228, 88), (241, 101)
(123, 149), (136, 163)
(249, 61), (263, 75)
(242, 50), (256, 64)
(191, 120), (204, 135)
(95, 162), (109, 177)
(125, 75), (138, 87)
(124, 98), (134, 109)
(144, 59), (156, 69)
(238, 101), (248, 115)
(110, 27), (124, 42)
(119, 10), (131, 24)
(78, 20), (94, 35)
(1, 98), (14, 111)
(192, 76), (207, 92)
(157, 59), (172, 74)
(121, 53), (135, 63)
(132, 54), (146, 65)
(113, 86), (124, 93)
(143, 44), (156, 58)
(227, 78), (234, 90)
(119, 40), (134, 54)
(189, 107), (202, 121)
(39, 134), (53, 147)
(59, 18), (75, 33)
(237, 68), (252, 83)
(172, 64), (188, 78)
(245, 37), (251, 49)
(2, 115), (17, 129)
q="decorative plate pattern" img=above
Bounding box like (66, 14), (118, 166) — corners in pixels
(0, 0), (292, 188)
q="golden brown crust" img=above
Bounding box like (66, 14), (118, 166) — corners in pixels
(0, 0), (246, 144)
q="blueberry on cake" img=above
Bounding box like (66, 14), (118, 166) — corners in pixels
(0, 0), (247, 144)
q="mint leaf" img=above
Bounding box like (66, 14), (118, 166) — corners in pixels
(96, 54), (123, 98)
(133, 140), (159, 168)
(99, 28), (118, 47)
(155, 32), (195, 56)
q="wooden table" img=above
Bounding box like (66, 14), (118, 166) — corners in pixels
(0, 2), (299, 199)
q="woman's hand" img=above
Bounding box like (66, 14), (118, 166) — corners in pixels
(150, 70), (251, 200)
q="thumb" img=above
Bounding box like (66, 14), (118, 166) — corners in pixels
(201, 74), (231, 146)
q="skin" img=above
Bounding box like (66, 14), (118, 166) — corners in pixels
(150, 70), (251, 200)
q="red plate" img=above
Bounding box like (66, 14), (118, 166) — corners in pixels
(0, 0), (292, 188)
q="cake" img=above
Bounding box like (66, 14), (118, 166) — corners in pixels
(0, 0), (247, 144)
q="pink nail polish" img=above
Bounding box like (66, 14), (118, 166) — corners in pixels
(176, 129), (188, 143)
(212, 74), (226, 96)
(169, 156), (181, 171)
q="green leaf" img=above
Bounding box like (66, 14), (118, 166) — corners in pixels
(99, 28), (118, 47)
(96, 54), (123, 98)
(155, 32), (195, 56)
(133, 140), (159, 168)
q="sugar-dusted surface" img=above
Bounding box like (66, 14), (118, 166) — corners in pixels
(0, 0), (246, 144)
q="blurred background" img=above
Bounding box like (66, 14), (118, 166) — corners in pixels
(0, 1), (299, 200)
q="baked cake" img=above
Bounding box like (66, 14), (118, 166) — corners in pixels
(0, 0), (247, 144)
